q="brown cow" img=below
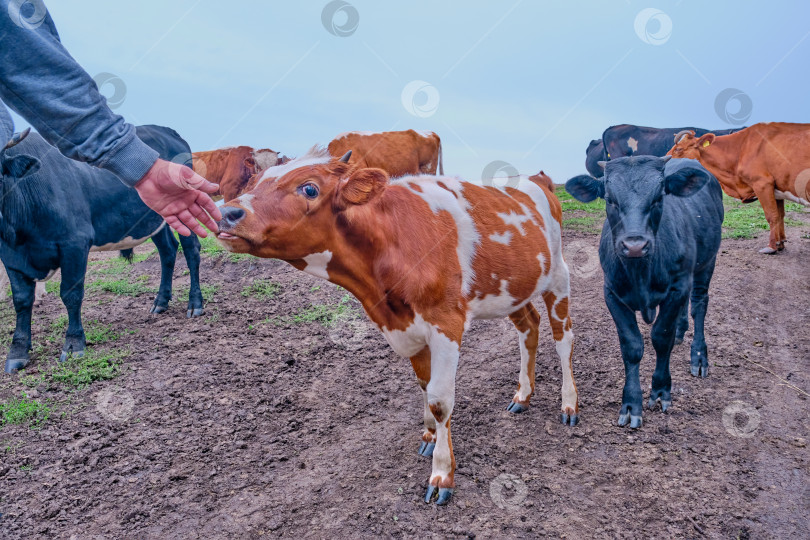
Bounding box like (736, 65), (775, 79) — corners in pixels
(192, 146), (279, 201)
(668, 123), (810, 254)
(216, 151), (578, 506)
(241, 129), (443, 195)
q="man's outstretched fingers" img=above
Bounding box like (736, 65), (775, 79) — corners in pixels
(194, 192), (221, 228)
(165, 215), (192, 237)
(189, 202), (217, 234)
(176, 209), (208, 237)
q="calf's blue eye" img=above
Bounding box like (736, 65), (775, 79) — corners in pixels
(302, 183), (319, 199)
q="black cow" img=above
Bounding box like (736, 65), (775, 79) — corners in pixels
(566, 156), (723, 428)
(585, 124), (744, 178)
(1, 125), (204, 373)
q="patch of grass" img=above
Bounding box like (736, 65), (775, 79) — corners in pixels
(241, 279), (280, 299)
(84, 320), (119, 345)
(0, 393), (51, 429)
(89, 250), (154, 275)
(198, 234), (252, 262)
(722, 196), (804, 239)
(556, 185), (606, 214)
(292, 294), (357, 327)
(45, 280), (60, 294)
(90, 277), (154, 297)
(562, 216), (602, 233)
(50, 348), (128, 388)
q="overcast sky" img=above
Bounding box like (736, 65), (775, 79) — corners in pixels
(10, 1), (810, 183)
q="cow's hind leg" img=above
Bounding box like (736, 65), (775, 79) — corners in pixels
(410, 348), (436, 457)
(690, 259), (717, 378)
(674, 299), (689, 345)
(58, 254), (88, 362)
(506, 303), (540, 414)
(542, 287), (578, 426)
(150, 227), (178, 314)
(177, 233), (204, 317)
(5, 270), (36, 372)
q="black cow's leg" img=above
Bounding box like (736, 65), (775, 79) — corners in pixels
(674, 299), (689, 345)
(59, 253), (88, 362)
(649, 292), (688, 412)
(150, 227), (178, 314)
(690, 260), (716, 378)
(605, 288), (644, 429)
(177, 233), (204, 318)
(5, 270), (36, 372)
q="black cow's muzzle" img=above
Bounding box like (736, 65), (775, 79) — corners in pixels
(619, 236), (651, 258)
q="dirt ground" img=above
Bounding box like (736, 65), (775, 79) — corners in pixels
(0, 220), (808, 539)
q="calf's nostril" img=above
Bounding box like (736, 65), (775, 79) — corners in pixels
(220, 207), (246, 228)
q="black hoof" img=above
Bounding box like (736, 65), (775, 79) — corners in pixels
(506, 401), (527, 414)
(647, 398), (672, 413)
(150, 304), (168, 314)
(5, 356), (30, 373)
(691, 365), (709, 378)
(424, 485), (454, 505)
(618, 413), (642, 429)
(59, 348), (84, 363)
(187, 307), (205, 318)
(561, 412), (579, 426)
(418, 442), (435, 457)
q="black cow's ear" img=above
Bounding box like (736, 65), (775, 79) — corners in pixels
(565, 175), (604, 202)
(1, 154), (41, 178)
(664, 158), (712, 197)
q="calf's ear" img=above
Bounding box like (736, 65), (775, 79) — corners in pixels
(664, 159), (712, 197)
(697, 133), (715, 148)
(1, 154), (41, 178)
(565, 174), (604, 202)
(336, 168), (388, 209)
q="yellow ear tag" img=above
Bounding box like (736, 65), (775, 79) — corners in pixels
(702, 140), (711, 148)
(607, 152), (611, 158)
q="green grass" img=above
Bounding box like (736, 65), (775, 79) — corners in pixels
(721, 196), (804, 239)
(241, 279), (280, 299)
(84, 320), (120, 345)
(176, 283), (220, 303)
(556, 185), (606, 214)
(562, 216), (601, 232)
(89, 276), (154, 297)
(292, 294), (357, 327)
(50, 348), (128, 388)
(90, 250), (154, 275)
(198, 234), (252, 262)
(0, 393), (51, 428)
(45, 280), (60, 294)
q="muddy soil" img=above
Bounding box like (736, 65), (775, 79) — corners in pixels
(0, 224), (808, 539)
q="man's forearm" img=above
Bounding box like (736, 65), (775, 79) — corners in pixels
(0, 1), (157, 186)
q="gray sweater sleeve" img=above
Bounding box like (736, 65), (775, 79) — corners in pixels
(0, 1), (158, 186)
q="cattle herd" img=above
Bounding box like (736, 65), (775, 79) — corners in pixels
(0, 122), (807, 506)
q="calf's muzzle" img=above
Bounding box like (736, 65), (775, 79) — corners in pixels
(218, 206), (246, 231)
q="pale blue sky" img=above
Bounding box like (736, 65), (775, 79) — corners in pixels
(10, 1), (810, 183)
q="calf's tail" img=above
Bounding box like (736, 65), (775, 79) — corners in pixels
(120, 249), (134, 263)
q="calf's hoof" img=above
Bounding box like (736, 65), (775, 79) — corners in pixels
(5, 356), (30, 373)
(187, 307), (205, 318)
(647, 397), (671, 412)
(758, 246), (778, 254)
(150, 304), (168, 314)
(617, 412), (643, 429)
(59, 348), (84, 363)
(690, 364), (709, 378)
(560, 409), (579, 426)
(418, 441), (435, 457)
(506, 400), (528, 414)
(424, 485), (453, 506)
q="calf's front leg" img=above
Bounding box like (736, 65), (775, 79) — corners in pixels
(605, 288), (644, 428)
(410, 348), (436, 457)
(542, 289), (579, 425)
(58, 253), (89, 362)
(5, 269), (36, 372)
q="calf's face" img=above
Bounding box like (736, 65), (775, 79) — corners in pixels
(668, 131), (714, 160)
(216, 154), (388, 260)
(565, 156), (712, 259)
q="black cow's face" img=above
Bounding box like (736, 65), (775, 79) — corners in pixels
(566, 156), (713, 259)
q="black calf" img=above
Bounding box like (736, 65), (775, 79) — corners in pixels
(566, 156), (723, 428)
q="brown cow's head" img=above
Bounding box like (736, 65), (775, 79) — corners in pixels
(668, 130), (716, 159)
(216, 151), (389, 260)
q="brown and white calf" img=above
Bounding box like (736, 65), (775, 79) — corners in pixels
(216, 152), (578, 505)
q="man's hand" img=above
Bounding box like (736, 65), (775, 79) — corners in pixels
(134, 159), (222, 237)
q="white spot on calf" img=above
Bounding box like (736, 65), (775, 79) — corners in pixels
(467, 279), (517, 319)
(627, 137), (638, 153)
(497, 210), (533, 235)
(302, 250), (332, 280)
(256, 146), (331, 187)
(489, 231), (512, 245)
(237, 193), (255, 213)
